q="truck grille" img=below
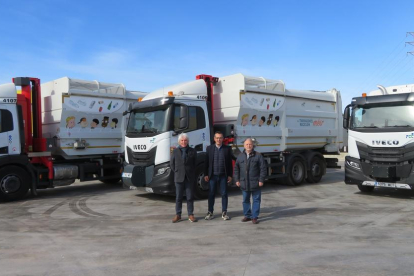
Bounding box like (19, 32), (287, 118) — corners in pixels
(127, 146), (157, 166)
(356, 141), (414, 163)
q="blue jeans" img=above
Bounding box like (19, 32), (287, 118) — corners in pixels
(208, 175), (228, 213)
(242, 189), (261, 219)
(175, 178), (194, 216)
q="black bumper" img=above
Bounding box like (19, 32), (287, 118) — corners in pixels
(122, 162), (175, 195)
(345, 156), (414, 186)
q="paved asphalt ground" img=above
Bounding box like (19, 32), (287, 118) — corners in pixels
(1, 158), (414, 276)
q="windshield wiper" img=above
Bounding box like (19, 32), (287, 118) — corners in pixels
(141, 128), (158, 133)
(356, 126), (378, 128)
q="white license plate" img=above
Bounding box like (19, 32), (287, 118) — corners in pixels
(122, 172), (132, 178)
(375, 182), (395, 188)
(145, 187), (153, 193)
(362, 181), (411, 189)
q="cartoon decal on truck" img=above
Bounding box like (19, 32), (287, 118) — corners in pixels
(241, 114), (249, 126)
(66, 116), (76, 128)
(78, 117), (88, 128)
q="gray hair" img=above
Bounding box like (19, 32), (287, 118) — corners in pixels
(178, 133), (189, 143)
(244, 138), (254, 144)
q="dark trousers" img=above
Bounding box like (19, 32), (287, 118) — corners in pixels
(175, 178), (194, 216)
(208, 175), (228, 213)
(242, 189), (261, 219)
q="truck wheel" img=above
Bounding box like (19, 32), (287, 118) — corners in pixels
(284, 157), (305, 186)
(193, 165), (209, 199)
(0, 166), (30, 201)
(358, 184), (374, 193)
(306, 156), (325, 183)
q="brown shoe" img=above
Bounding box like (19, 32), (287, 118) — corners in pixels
(241, 217), (251, 222)
(188, 215), (198, 222)
(172, 215), (181, 223)
(252, 218), (259, 224)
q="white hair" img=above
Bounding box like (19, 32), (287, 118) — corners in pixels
(178, 133), (189, 143)
(244, 138), (254, 144)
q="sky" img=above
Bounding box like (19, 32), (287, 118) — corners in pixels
(1, 0), (414, 107)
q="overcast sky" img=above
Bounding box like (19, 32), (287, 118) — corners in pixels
(1, 0), (414, 106)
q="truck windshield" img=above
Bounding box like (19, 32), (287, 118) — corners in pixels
(127, 105), (171, 136)
(351, 103), (414, 132)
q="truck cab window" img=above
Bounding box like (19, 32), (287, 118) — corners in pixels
(174, 105), (205, 131)
(0, 109), (13, 133)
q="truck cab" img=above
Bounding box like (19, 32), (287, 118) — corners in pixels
(122, 77), (212, 198)
(343, 84), (414, 192)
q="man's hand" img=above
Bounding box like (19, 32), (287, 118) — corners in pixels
(236, 181), (240, 187)
(204, 176), (209, 182)
(259, 182), (264, 187)
(227, 176), (232, 183)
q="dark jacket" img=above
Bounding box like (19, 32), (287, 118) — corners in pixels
(204, 144), (233, 179)
(170, 146), (197, 183)
(233, 150), (267, 191)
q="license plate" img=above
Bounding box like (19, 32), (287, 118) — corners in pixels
(375, 182), (395, 188)
(122, 172), (132, 178)
(362, 181), (411, 189)
(145, 187), (153, 193)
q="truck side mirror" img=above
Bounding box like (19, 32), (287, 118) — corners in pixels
(123, 102), (133, 116)
(343, 105), (350, 129)
(179, 105), (188, 129)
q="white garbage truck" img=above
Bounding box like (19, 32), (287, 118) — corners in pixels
(0, 77), (145, 201)
(343, 84), (414, 192)
(122, 73), (343, 198)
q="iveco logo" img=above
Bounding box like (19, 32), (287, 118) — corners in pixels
(372, 140), (399, 146)
(133, 144), (147, 150)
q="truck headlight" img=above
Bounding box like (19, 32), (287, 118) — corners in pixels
(155, 167), (170, 176)
(346, 160), (360, 170)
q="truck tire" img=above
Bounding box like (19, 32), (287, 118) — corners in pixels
(358, 184), (374, 193)
(306, 156), (325, 183)
(193, 165), (209, 199)
(283, 157), (306, 186)
(0, 166), (30, 201)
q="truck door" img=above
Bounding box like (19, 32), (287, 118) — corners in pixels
(0, 107), (16, 156)
(173, 103), (210, 152)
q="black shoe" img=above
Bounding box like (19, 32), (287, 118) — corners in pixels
(241, 217), (251, 222)
(252, 218), (259, 224)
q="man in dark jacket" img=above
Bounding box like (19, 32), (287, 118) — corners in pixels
(233, 138), (267, 224)
(203, 131), (233, 220)
(170, 133), (197, 223)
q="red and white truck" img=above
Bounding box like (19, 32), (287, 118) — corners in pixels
(0, 77), (144, 201)
(122, 73), (343, 198)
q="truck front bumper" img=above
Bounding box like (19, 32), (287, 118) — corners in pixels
(122, 162), (175, 195)
(345, 156), (414, 189)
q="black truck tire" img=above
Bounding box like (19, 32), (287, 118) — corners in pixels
(306, 156), (325, 183)
(283, 156), (306, 186)
(0, 166), (30, 201)
(193, 164), (209, 199)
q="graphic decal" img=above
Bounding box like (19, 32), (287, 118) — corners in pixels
(250, 115), (257, 126)
(78, 117), (88, 128)
(91, 119), (99, 129)
(66, 116), (76, 128)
